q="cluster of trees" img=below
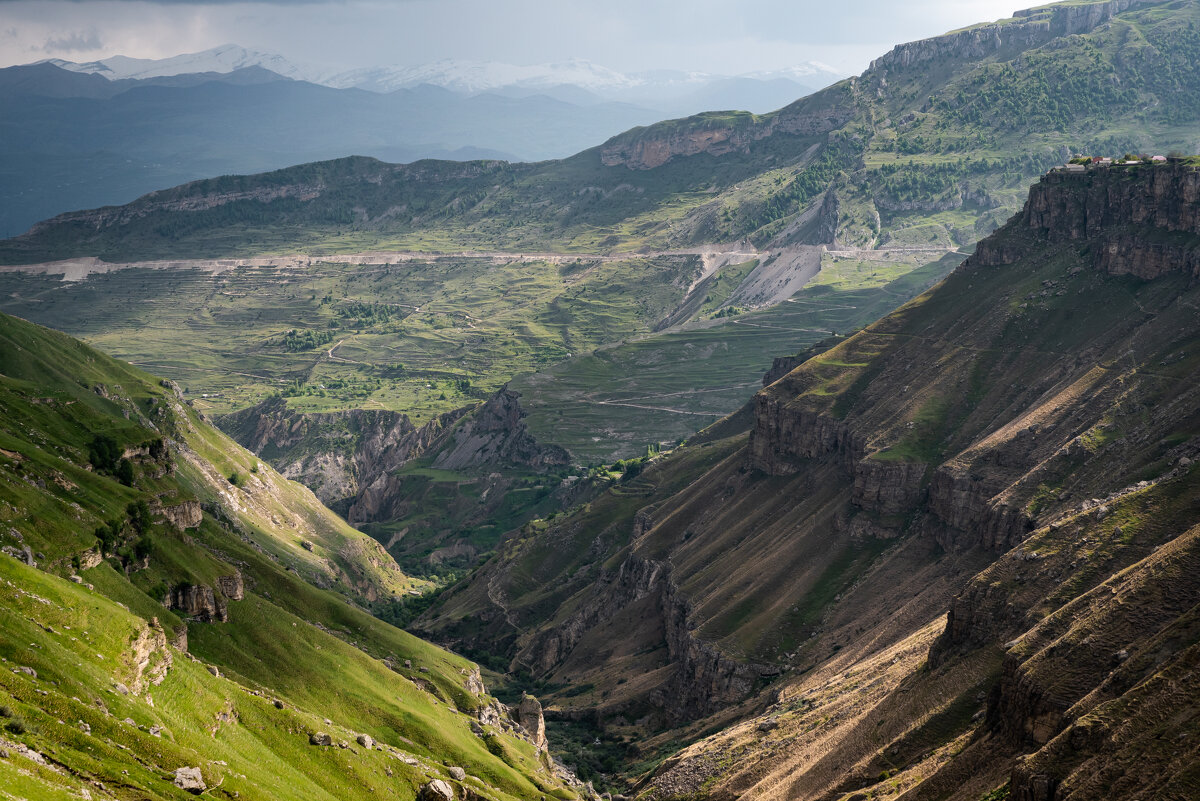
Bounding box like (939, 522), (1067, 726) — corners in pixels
(88, 434), (135, 486)
(740, 139), (863, 235)
(93, 500), (153, 561)
(280, 328), (335, 352)
(337, 301), (401, 329)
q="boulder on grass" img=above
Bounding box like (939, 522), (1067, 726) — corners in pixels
(173, 767), (205, 794)
(419, 779), (455, 800)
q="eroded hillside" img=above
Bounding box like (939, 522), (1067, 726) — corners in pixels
(418, 161), (1200, 799)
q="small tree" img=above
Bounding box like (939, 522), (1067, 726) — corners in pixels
(116, 458), (135, 487)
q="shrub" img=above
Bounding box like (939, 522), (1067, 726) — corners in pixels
(88, 434), (121, 472)
(116, 458), (135, 486)
(126, 500), (151, 534)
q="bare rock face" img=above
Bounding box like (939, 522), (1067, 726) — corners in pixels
(870, 0), (1151, 74)
(78, 547), (103, 570)
(599, 88), (855, 170)
(431, 388), (570, 471)
(973, 163), (1200, 279)
(221, 387), (567, 528)
(216, 570), (244, 601)
(761, 354), (808, 387)
(851, 459), (927, 516)
(514, 695), (547, 750)
(748, 397), (862, 475)
(173, 767), (205, 794)
(926, 470), (1033, 552)
(166, 584), (228, 623)
(124, 623), (172, 694)
(463, 667), (485, 697)
(154, 500), (202, 530)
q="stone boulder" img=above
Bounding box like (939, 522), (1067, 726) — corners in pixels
(309, 732), (332, 746)
(173, 767), (205, 794)
(419, 779), (455, 800)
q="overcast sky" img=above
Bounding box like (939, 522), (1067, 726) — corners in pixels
(0, 0), (1022, 75)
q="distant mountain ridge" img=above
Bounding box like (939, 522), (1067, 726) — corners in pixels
(0, 47), (842, 237)
(43, 44), (844, 105)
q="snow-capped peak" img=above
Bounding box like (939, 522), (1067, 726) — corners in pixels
(48, 44), (307, 81)
(319, 57), (644, 95)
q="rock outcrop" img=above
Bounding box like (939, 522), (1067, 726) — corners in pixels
(166, 584), (228, 623)
(221, 387), (568, 530)
(431, 388), (570, 472)
(869, 0), (1154, 74)
(761, 355), (808, 387)
(851, 459), (927, 516)
(514, 695), (548, 750)
(748, 400), (862, 475)
(972, 162), (1200, 278)
(418, 779), (455, 801)
(216, 570), (244, 601)
(153, 500), (202, 530)
(599, 90), (856, 170)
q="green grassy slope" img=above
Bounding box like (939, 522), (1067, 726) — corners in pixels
(0, 311), (581, 801)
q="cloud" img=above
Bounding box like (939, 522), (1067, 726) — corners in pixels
(0, 0), (1038, 76)
(42, 29), (102, 52)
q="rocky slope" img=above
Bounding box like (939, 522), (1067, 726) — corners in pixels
(0, 312), (585, 801)
(220, 387), (574, 574)
(419, 162), (1200, 798)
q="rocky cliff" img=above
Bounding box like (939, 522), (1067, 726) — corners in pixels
(223, 388), (567, 512)
(972, 162), (1200, 279)
(219, 395), (465, 506)
(599, 91), (857, 170)
(869, 0), (1154, 74)
(222, 387), (573, 573)
(421, 162), (1200, 798)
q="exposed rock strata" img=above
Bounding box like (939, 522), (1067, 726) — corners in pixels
(973, 163), (1200, 279)
(166, 584), (228, 623)
(748, 400), (862, 475)
(221, 388), (568, 530)
(600, 94), (856, 170)
(870, 0), (1153, 74)
(851, 459), (927, 516)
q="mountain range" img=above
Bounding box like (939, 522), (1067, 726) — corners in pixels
(4, 0), (1200, 798)
(0, 47), (840, 239)
(48, 45), (843, 108)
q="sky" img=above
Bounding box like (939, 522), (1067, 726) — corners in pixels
(0, 0), (1023, 76)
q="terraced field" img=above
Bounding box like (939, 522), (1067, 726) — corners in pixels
(514, 251), (961, 463)
(0, 253), (699, 423)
